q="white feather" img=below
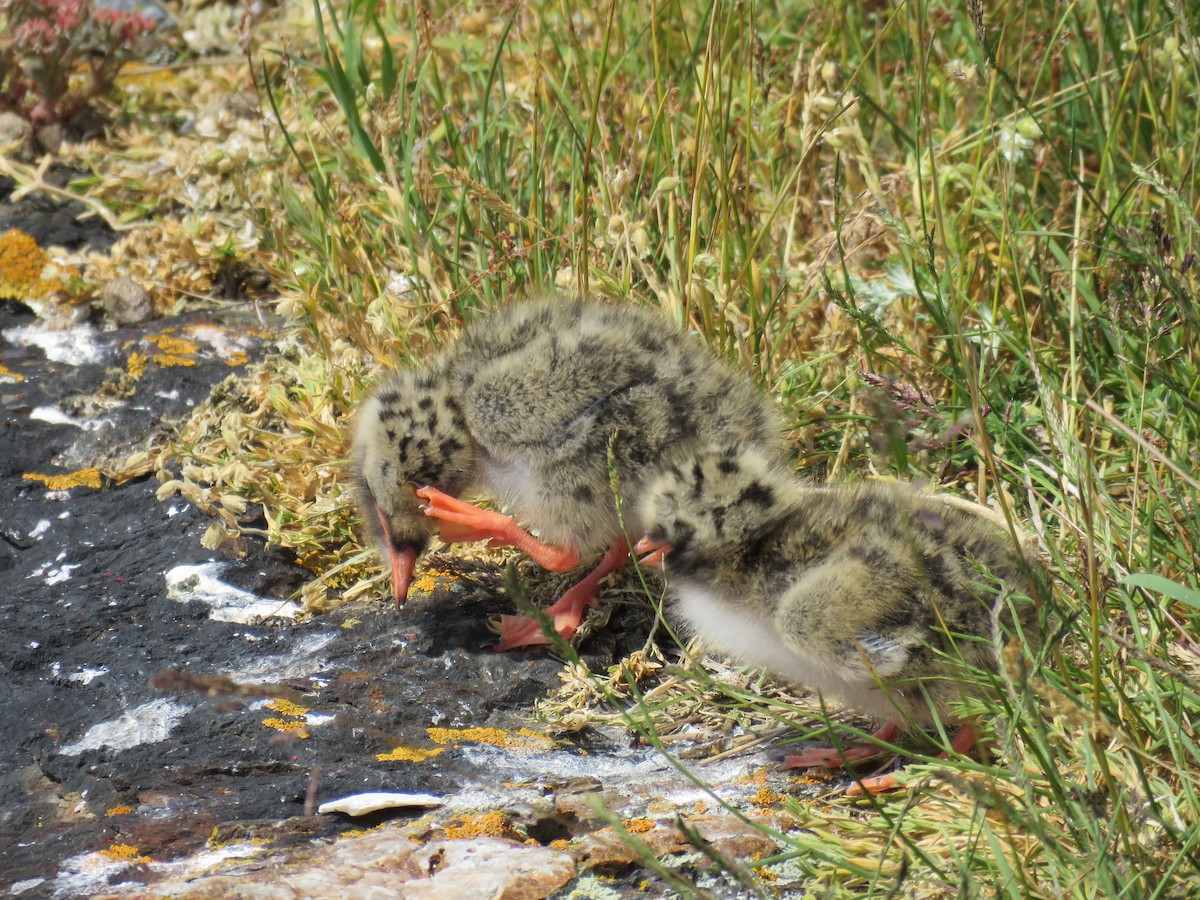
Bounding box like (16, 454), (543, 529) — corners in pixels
(674, 581), (912, 721)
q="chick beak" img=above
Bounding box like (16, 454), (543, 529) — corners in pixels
(388, 544), (418, 608)
(374, 504), (418, 608)
(634, 535), (671, 568)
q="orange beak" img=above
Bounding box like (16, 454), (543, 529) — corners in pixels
(634, 535), (671, 568)
(388, 544), (418, 608)
(375, 504), (418, 607)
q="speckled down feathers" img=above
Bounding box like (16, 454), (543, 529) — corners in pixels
(354, 294), (786, 567)
(640, 443), (1045, 725)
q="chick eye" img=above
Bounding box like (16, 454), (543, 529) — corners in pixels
(672, 520), (695, 548)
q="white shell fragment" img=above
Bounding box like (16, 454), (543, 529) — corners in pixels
(317, 792), (444, 816)
(165, 563), (301, 623)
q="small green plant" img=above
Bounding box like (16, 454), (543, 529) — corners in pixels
(0, 0), (155, 126)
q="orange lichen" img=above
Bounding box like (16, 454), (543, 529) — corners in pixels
(788, 770), (834, 786)
(749, 786), (781, 808)
(262, 718), (310, 738)
(737, 767), (772, 785)
(0, 362), (24, 383)
(23, 469), (104, 490)
(265, 698), (309, 717)
(756, 864), (779, 883)
(443, 811), (522, 841)
(376, 745), (445, 762)
(224, 350), (249, 367)
(145, 332), (200, 367)
(0, 229), (47, 297)
(101, 844), (150, 863)
(105, 806), (133, 816)
(427, 726), (555, 751)
(623, 817), (656, 834)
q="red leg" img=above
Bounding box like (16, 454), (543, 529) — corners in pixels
(783, 721), (902, 770)
(415, 486), (580, 572)
(947, 721), (978, 756)
(496, 538), (630, 651)
(845, 722), (980, 796)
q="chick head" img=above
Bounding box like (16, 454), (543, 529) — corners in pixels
(352, 367), (476, 604)
(638, 442), (796, 571)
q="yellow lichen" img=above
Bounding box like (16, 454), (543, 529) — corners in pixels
(409, 574), (439, 594)
(427, 726), (555, 751)
(146, 333), (200, 367)
(749, 786), (780, 808)
(443, 811), (522, 841)
(23, 469), (104, 490)
(101, 844), (150, 863)
(105, 806), (133, 816)
(154, 354), (198, 368)
(224, 351), (249, 367)
(0, 362), (24, 383)
(262, 718), (310, 738)
(376, 745), (445, 762)
(150, 333), (200, 355)
(265, 698), (309, 717)
(126, 351), (147, 379)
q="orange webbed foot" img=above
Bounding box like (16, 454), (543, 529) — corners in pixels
(415, 486), (580, 571)
(845, 773), (902, 795)
(493, 538), (630, 651)
(784, 744), (889, 769)
(494, 589), (592, 651)
(783, 721), (902, 771)
(842, 722), (979, 797)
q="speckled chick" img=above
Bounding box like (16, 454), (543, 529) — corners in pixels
(636, 442), (1044, 785)
(353, 294), (787, 649)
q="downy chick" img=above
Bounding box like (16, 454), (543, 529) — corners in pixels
(353, 294), (787, 649)
(636, 442), (1044, 790)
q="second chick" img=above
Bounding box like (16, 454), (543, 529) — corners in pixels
(637, 442), (1045, 791)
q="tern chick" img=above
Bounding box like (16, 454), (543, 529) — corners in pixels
(353, 294), (787, 649)
(636, 442), (1045, 791)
